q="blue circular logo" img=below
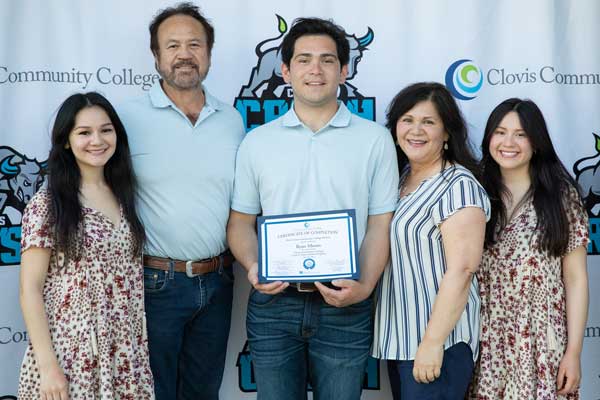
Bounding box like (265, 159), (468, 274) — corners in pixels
(303, 258), (316, 270)
(304, 222), (310, 228)
(445, 59), (483, 100)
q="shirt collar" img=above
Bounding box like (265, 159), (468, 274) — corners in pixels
(149, 81), (221, 111)
(281, 101), (352, 130)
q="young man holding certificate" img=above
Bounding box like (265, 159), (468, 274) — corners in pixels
(227, 17), (399, 400)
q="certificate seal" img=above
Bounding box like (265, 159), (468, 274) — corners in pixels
(303, 258), (316, 270)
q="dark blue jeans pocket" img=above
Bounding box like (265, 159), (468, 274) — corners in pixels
(248, 288), (282, 307)
(218, 265), (235, 284)
(143, 267), (169, 293)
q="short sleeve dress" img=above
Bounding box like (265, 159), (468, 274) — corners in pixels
(470, 188), (589, 400)
(18, 190), (154, 399)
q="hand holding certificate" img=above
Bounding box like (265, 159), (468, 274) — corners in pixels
(257, 209), (359, 283)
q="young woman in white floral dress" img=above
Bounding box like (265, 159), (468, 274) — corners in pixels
(470, 99), (589, 399)
(18, 93), (154, 399)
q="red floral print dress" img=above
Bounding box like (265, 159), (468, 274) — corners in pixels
(18, 190), (154, 399)
(470, 190), (589, 400)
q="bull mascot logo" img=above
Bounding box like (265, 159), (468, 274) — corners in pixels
(573, 133), (600, 255)
(235, 15), (376, 131)
(0, 146), (47, 265)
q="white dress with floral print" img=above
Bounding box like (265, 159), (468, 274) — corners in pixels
(470, 190), (588, 400)
(18, 190), (154, 399)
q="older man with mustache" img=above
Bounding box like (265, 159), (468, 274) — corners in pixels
(118, 3), (245, 399)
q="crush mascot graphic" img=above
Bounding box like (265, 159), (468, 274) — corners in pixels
(235, 15), (380, 392)
(235, 15), (376, 131)
(0, 146), (46, 266)
(573, 133), (600, 255)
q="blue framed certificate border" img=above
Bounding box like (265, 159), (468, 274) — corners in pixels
(257, 209), (360, 283)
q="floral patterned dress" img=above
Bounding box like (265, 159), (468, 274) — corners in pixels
(18, 190), (154, 399)
(470, 190), (589, 400)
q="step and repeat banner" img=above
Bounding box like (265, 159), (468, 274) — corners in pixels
(1, 0), (599, 398)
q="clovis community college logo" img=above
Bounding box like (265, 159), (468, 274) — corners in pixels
(234, 15), (376, 131)
(0, 146), (46, 266)
(573, 133), (600, 255)
(445, 59), (484, 101)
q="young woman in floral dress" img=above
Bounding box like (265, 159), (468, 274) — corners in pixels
(18, 93), (154, 399)
(470, 98), (589, 399)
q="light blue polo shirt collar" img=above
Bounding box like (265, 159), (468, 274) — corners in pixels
(148, 82), (222, 126)
(281, 101), (352, 131)
(149, 81), (222, 111)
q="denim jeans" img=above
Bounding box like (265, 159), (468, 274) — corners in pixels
(387, 342), (474, 400)
(143, 260), (234, 400)
(246, 288), (373, 400)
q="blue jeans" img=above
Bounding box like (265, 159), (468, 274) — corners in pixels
(143, 261), (234, 400)
(246, 288), (373, 400)
(387, 342), (474, 400)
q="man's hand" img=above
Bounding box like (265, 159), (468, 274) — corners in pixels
(314, 279), (370, 308)
(247, 262), (289, 295)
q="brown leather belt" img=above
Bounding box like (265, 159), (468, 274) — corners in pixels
(143, 253), (234, 278)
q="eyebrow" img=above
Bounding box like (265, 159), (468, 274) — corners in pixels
(165, 38), (205, 44)
(402, 114), (438, 119)
(294, 52), (339, 59)
(496, 126), (525, 132)
(73, 122), (114, 130)
(495, 125), (518, 129)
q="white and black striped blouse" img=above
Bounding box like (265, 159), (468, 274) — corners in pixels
(372, 164), (490, 361)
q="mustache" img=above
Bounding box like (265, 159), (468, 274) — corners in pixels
(173, 61), (198, 69)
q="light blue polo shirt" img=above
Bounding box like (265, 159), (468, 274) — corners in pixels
(232, 102), (399, 245)
(118, 83), (245, 260)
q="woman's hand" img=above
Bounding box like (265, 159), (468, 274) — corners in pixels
(413, 338), (444, 383)
(556, 349), (581, 395)
(20, 247), (69, 399)
(413, 206), (485, 384)
(557, 244), (588, 395)
(40, 362), (69, 400)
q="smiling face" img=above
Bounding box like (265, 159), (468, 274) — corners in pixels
(395, 100), (449, 169)
(154, 14), (210, 91)
(489, 111), (533, 176)
(67, 106), (116, 173)
(281, 34), (348, 110)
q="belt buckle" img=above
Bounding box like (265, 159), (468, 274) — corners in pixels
(297, 282), (315, 292)
(185, 260), (197, 278)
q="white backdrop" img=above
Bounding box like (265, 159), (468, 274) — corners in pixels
(1, 1), (599, 398)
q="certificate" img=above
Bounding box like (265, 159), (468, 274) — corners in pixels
(257, 209), (359, 283)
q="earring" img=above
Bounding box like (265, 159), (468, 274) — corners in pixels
(444, 141), (448, 150)
(64, 143), (70, 149)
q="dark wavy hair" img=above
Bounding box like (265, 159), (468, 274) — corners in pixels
(149, 2), (214, 55)
(480, 98), (582, 256)
(281, 17), (350, 68)
(385, 82), (479, 175)
(48, 92), (145, 259)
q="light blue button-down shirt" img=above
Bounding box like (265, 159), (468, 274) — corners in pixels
(232, 102), (399, 246)
(118, 83), (245, 260)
